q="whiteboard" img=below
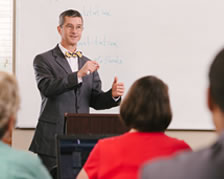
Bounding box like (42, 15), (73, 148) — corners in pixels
(0, 0), (13, 73)
(15, 0), (224, 129)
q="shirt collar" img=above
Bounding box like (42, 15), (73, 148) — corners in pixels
(58, 43), (80, 55)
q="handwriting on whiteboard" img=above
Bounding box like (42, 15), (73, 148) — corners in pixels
(78, 36), (118, 47)
(82, 6), (111, 17)
(94, 56), (123, 64)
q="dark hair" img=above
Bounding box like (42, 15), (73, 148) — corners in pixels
(59, 9), (83, 27)
(120, 76), (172, 132)
(209, 48), (224, 112)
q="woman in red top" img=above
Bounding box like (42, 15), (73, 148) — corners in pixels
(77, 76), (192, 179)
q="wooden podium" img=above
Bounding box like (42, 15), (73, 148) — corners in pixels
(64, 113), (129, 135)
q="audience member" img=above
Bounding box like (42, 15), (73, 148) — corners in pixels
(0, 71), (52, 179)
(140, 48), (224, 179)
(77, 75), (191, 179)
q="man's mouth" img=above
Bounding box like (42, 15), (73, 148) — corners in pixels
(70, 35), (78, 39)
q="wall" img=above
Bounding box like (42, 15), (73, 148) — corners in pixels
(14, 0), (220, 152)
(16, 0), (224, 130)
(12, 129), (217, 151)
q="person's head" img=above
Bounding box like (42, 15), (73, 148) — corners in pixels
(208, 48), (224, 134)
(57, 9), (83, 48)
(120, 75), (172, 132)
(0, 71), (20, 139)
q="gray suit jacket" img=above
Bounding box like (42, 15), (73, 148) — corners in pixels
(140, 132), (224, 179)
(29, 45), (120, 156)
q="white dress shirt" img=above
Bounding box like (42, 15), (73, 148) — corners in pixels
(58, 43), (82, 83)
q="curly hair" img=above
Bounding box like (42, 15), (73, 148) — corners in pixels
(0, 72), (20, 138)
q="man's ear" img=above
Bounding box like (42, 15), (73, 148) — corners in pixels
(57, 26), (61, 35)
(207, 87), (214, 111)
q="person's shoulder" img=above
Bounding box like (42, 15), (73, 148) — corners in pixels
(99, 134), (121, 142)
(7, 147), (39, 167)
(140, 145), (214, 179)
(164, 134), (192, 150)
(6, 148), (52, 179)
(97, 134), (124, 146)
(34, 45), (58, 60)
(39, 49), (53, 57)
(13, 148), (38, 162)
(140, 151), (189, 179)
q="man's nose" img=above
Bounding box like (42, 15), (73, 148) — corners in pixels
(71, 27), (79, 33)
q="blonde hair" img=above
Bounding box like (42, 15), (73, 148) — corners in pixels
(0, 71), (20, 133)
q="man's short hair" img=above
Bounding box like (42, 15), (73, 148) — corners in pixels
(120, 75), (172, 132)
(0, 72), (20, 139)
(209, 48), (224, 112)
(59, 9), (83, 27)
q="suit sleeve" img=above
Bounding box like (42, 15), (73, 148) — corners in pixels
(33, 54), (80, 97)
(90, 70), (121, 110)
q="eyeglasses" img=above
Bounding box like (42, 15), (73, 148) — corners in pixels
(63, 24), (83, 31)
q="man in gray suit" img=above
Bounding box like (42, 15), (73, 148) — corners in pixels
(140, 48), (224, 179)
(29, 9), (124, 171)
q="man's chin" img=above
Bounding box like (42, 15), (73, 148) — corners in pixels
(69, 42), (78, 46)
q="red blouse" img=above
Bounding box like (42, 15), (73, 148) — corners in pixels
(84, 132), (191, 179)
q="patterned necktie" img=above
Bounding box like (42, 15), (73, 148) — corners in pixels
(65, 51), (82, 58)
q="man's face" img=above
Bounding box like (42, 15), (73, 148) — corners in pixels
(58, 16), (83, 47)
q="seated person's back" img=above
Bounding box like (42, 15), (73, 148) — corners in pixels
(0, 71), (52, 179)
(77, 75), (191, 179)
(139, 48), (224, 179)
(0, 142), (51, 179)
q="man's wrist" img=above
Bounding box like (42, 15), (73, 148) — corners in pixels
(77, 76), (82, 83)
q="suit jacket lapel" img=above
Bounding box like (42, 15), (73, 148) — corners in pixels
(52, 45), (72, 74)
(78, 55), (85, 70)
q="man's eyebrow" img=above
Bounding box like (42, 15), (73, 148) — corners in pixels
(65, 23), (83, 26)
(65, 23), (73, 26)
